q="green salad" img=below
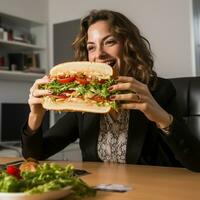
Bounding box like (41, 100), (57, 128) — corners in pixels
(0, 162), (96, 198)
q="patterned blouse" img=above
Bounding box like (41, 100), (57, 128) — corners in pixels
(97, 110), (130, 163)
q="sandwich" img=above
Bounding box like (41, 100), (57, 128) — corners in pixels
(40, 61), (118, 113)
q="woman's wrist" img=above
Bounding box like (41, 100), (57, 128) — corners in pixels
(26, 112), (44, 135)
(156, 113), (174, 134)
(24, 125), (37, 136)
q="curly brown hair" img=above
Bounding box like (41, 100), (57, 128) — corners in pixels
(72, 9), (157, 89)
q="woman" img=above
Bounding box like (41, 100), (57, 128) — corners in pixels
(22, 9), (200, 171)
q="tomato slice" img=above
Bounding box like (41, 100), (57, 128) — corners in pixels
(49, 94), (68, 99)
(98, 79), (106, 84)
(75, 77), (89, 85)
(62, 90), (75, 94)
(91, 95), (106, 102)
(58, 93), (69, 98)
(58, 76), (75, 84)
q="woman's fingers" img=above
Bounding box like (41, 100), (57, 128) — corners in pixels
(29, 76), (50, 98)
(28, 76), (49, 117)
(31, 76), (50, 91)
(32, 89), (51, 98)
(108, 76), (151, 111)
(117, 76), (137, 83)
(117, 76), (143, 86)
(28, 96), (43, 105)
(110, 76), (146, 94)
(35, 76), (50, 84)
(111, 92), (144, 102)
(113, 76), (171, 125)
(120, 102), (139, 110)
(109, 82), (134, 92)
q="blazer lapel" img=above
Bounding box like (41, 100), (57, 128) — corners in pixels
(126, 110), (149, 164)
(81, 113), (101, 161)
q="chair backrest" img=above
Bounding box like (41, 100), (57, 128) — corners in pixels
(170, 77), (200, 140)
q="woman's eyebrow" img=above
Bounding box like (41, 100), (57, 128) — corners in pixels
(87, 35), (114, 45)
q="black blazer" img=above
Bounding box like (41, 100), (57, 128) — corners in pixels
(21, 78), (200, 171)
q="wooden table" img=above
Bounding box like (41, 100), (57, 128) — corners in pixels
(1, 157), (200, 200)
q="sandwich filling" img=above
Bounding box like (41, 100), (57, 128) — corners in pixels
(40, 72), (119, 110)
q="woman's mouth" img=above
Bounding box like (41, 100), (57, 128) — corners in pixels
(104, 60), (116, 68)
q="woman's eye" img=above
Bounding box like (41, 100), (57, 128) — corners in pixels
(87, 45), (95, 52)
(105, 39), (116, 46)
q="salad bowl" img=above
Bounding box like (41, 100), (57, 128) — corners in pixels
(0, 186), (71, 200)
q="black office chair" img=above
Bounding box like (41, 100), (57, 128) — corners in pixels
(170, 77), (200, 141)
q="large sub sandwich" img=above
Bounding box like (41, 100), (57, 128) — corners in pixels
(40, 61), (118, 113)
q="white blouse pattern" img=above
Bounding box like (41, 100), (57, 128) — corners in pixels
(97, 110), (129, 163)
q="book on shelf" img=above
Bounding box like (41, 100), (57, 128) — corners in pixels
(8, 53), (24, 71)
(24, 53), (40, 68)
(8, 53), (41, 71)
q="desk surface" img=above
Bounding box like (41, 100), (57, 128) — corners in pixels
(0, 157), (200, 200)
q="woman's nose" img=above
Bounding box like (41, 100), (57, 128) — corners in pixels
(95, 46), (107, 59)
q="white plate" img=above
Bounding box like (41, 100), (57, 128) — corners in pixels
(0, 186), (72, 200)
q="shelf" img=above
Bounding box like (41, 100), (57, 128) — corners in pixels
(0, 12), (44, 28)
(0, 70), (45, 82)
(0, 12), (47, 82)
(0, 39), (45, 51)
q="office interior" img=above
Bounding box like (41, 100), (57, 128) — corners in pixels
(0, 0), (199, 161)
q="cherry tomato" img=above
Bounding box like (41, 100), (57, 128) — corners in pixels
(6, 165), (21, 179)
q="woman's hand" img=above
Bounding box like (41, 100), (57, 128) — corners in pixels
(109, 76), (172, 128)
(27, 75), (51, 134)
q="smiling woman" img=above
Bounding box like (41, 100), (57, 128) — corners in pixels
(73, 10), (155, 84)
(21, 9), (200, 172)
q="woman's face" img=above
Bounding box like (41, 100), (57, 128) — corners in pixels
(87, 20), (123, 72)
